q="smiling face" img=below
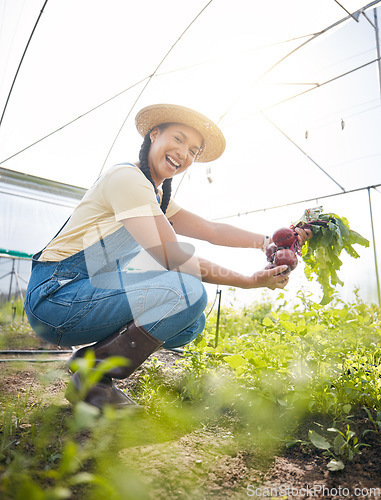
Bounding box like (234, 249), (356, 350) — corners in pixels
(147, 123), (204, 187)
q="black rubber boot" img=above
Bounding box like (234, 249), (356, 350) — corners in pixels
(66, 373), (140, 410)
(66, 320), (163, 409)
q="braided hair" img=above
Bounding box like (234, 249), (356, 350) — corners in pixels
(138, 124), (172, 214)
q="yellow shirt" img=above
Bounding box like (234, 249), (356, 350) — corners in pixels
(40, 163), (181, 261)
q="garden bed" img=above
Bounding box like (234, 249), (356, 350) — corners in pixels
(1, 294), (381, 499)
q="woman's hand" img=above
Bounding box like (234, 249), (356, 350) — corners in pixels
(294, 226), (313, 247)
(246, 265), (290, 290)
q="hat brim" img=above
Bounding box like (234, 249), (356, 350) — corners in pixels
(135, 104), (226, 163)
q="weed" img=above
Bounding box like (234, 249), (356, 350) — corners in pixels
(363, 406), (381, 441)
(0, 298), (26, 325)
(308, 424), (369, 470)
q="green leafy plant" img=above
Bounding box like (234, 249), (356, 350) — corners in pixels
(363, 406), (381, 440)
(0, 298), (27, 325)
(294, 206), (369, 304)
(308, 424), (368, 471)
(1, 295), (381, 497)
(65, 350), (129, 404)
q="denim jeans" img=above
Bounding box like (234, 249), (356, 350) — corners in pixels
(24, 226), (207, 348)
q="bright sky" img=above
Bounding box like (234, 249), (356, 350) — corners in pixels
(0, 0), (380, 306)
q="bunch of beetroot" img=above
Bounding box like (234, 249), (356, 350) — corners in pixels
(265, 227), (300, 275)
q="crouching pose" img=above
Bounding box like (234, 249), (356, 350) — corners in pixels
(24, 103), (311, 410)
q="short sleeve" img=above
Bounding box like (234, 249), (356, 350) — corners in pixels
(102, 166), (162, 221)
(165, 197), (182, 218)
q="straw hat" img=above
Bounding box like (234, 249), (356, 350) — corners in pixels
(135, 104), (226, 163)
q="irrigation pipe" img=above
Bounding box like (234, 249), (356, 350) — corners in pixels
(0, 347), (234, 363)
(162, 347), (233, 357)
(0, 348), (72, 363)
(0, 350), (72, 354)
(368, 187), (381, 306)
(0, 359), (69, 363)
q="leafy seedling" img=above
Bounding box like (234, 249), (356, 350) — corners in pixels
(308, 424), (369, 471)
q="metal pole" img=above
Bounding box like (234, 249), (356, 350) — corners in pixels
(214, 290), (222, 348)
(372, 8), (381, 306)
(7, 260), (15, 302)
(0, 0), (49, 129)
(334, 0), (360, 21)
(374, 8), (381, 94)
(13, 265), (24, 302)
(368, 188), (381, 306)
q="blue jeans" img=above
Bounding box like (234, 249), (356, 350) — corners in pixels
(24, 226), (207, 348)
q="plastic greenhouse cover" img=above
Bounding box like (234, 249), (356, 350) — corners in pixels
(0, 0), (380, 304)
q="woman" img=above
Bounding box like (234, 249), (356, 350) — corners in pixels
(24, 103), (311, 410)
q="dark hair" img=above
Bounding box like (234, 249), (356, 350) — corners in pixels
(138, 123), (172, 214)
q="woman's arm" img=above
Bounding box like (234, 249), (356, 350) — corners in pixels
(169, 208), (266, 248)
(121, 214), (289, 290)
(169, 208), (311, 248)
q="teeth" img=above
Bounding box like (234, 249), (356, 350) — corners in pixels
(167, 155), (180, 168)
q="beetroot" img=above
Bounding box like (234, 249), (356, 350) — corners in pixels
(274, 248), (298, 273)
(265, 244), (277, 262)
(272, 227), (296, 248)
(263, 226), (300, 278)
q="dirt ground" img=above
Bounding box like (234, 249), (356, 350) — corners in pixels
(119, 351), (381, 499)
(260, 414), (381, 500)
(1, 338), (381, 499)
